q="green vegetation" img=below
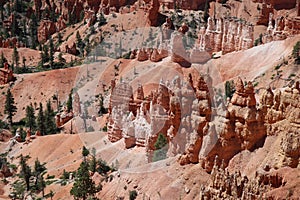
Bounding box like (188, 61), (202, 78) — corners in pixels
(129, 190), (138, 200)
(292, 41), (300, 64)
(67, 89), (73, 112)
(44, 100), (57, 135)
(153, 133), (168, 162)
(25, 103), (36, 132)
(70, 146), (102, 200)
(4, 89), (17, 126)
(36, 103), (45, 135)
(10, 155), (53, 199)
(224, 80), (235, 100)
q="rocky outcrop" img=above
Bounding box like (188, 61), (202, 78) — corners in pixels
(0, 129), (12, 142)
(55, 107), (74, 127)
(170, 31), (191, 67)
(260, 81), (300, 168)
(107, 73), (212, 164)
(199, 156), (284, 199)
(196, 17), (254, 55)
(0, 63), (14, 85)
(200, 78), (266, 172)
(65, 42), (78, 55)
(37, 20), (57, 43)
(147, 0), (159, 26)
(261, 13), (300, 44)
(106, 73), (300, 171)
(159, 0), (207, 10)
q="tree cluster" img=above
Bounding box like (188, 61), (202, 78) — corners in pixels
(10, 155), (53, 199)
(25, 100), (56, 136)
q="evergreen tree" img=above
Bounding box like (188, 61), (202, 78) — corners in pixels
(49, 37), (54, 68)
(89, 148), (97, 173)
(25, 103), (36, 132)
(98, 13), (107, 27)
(204, 0), (210, 23)
(225, 80), (235, 100)
(45, 100), (56, 134)
(153, 133), (168, 162)
(82, 146), (89, 158)
(57, 52), (65, 65)
(37, 103), (46, 135)
(58, 32), (63, 44)
(12, 46), (19, 68)
(43, 44), (49, 63)
(67, 89), (73, 112)
(76, 31), (85, 57)
(4, 89), (17, 126)
(22, 56), (26, 68)
(0, 51), (7, 68)
(70, 161), (101, 200)
(29, 13), (38, 49)
(7, 3), (11, 16)
(0, 0), (4, 21)
(19, 155), (32, 191)
(33, 158), (46, 195)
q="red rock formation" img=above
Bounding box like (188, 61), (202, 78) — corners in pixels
(0, 129), (12, 142)
(199, 77), (265, 172)
(56, 109), (74, 127)
(199, 156), (284, 199)
(38, 20), (57, 43)
(137, 48), (149, 61)
(65, 42), (77, 55)
(0, 63), (14, 85)
(159, 0), (206, 10)
(196, 17), (254, 55)
(147, 0), (159, 26)
(73, 92), (81, 116)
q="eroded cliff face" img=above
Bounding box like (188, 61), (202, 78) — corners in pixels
(199, 156), (285, 199)
(199, 78), (266, 172)
(107, 74), (212, 163)
(106, 74), (300, 172)
(260, 82), (300, 168)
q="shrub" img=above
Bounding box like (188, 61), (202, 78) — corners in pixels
(224, 80), (235, 100)
(292, 41), (300, 64)
(153, 133), (168, 162)
(129, 190), (138, 200)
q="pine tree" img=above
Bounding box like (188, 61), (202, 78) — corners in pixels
(4, 89), (17, 126)
(76, 31), (85, 57)
(204, 0), (210, 23)
(25, 103), (36, 132)
(70, 161), (101, 200)
(45, 100), (56, 134)
(49, 37), (54, 68)
(89, 148), (97, 173)
(58, 32), (63, 44)
(98, 13), (107, 27)
(67, 89), (73, 112)
(82, 146), (89, 158)
(225, 80), (235, 100)
(37, 103), (45, 135)
(0, 1), (4, 21)
(19, 155), (32, 191)
(12, 46), (19, 68)
(22, 56), (26, 68)
(0, 51), (7, 68)
(43, 44), (49, 63)
(33, 158), (46, 195)
(29, 13), (38, 49)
